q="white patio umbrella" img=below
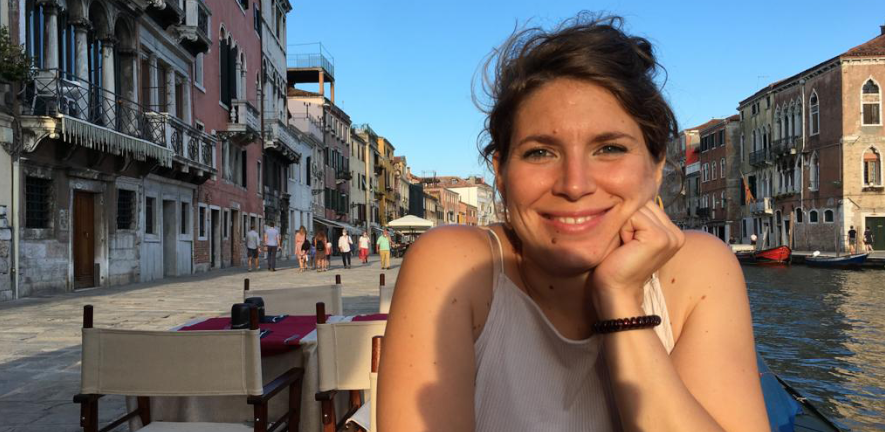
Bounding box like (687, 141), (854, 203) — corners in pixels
(387, 215), (434, 234)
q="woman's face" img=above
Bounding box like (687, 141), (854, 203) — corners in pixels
(495, 78), (664, 274)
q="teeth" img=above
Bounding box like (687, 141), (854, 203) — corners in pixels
(555, 216), (591, 224)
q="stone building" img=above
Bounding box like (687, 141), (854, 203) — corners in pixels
(349, 128), (368, 232)
(435, 176), (496, 226)
(354, 123), (380, 239)
(8, 0), (215, 297)
(697, 116), (741, 241)
(195, 0), (263, 273)
(663, 126), (700, 227)
(737, 26), (885, 251)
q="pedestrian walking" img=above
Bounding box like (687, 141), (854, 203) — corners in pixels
(245, 224), (260, 271)
(359, 231), (370, 264)
(314, 231), (328, 272)
(377, 228), (392, 270)
(864, 226), (875, 252)
(848, 225), (857, 254)
(339, 232), (353, 268)
(264, 221), (281, 271)
(295, 226), (308, 272)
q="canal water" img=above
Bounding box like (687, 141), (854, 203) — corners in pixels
(744, 265), (885, 431)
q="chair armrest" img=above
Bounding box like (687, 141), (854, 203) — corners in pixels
(315, 390), (339, 401)
(247, 367), (304, 405)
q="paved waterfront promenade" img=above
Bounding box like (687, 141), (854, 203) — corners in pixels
(0, 255), (401, 432)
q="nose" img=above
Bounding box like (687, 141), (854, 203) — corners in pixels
(551, 153), (596, 201)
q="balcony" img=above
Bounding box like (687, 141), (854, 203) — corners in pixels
(22, 69), (172, 167)
(146, 0), (184, 29)
(174, 0), (212, 56)
(163, 115), (217, 183)
(750, 197), (773, 215)
(696, 207), (711, 218)
(749, 149), (771, 167)
(772, 137), (803, 157)
(223, 99), (260, 143)
(264, 119), (302, 163)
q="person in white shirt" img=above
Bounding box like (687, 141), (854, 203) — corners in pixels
(263, 221), (281, 271)
(359, 232), (371, 264)
(338, 232), (353, 269)
(245, 224), (261, 271)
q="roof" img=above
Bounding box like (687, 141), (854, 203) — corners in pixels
(843, 33), (885, 57)
(686, 119), (721, 132)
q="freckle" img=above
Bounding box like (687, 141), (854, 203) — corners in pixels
(451, 298), (458, 304)
(433, 361), (438, 365)
(701, 295), (707, 300)
(671, 278), (676, 284)
(551, 237), (558, 244)
(410, 334), (414, 338)
(548, 285), (554, 290)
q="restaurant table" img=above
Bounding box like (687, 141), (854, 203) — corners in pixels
(125, 313), (387, 432)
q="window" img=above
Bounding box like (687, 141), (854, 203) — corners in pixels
(180, 202), (190, 235)
(720, 158), (725, 178)
(25, 176), (51, 229)
(862, 79), (881, 125)
(116, 189), (135, 230)
(795, 208), (803, 223)
(703, 163), (709, 182)
(809, 153), (820, 191)
(809, 209), (819, 223)
(220, 36), (237, 107)
(864, 148), (882, 186)
(174, 78), (184, 119)
(711, 161), (717, 180)
(243, 214), (248, 239)
(824, 209), (834, 223)
(223, 210), (229, 239)
(157, 63), (168, 112)
(145, 197), (156, 235)
(257, 161), (263, 192)
(721, 192), (725, 209)
(198, 205), (207, 239)
(809, 91), (820, 135)
(195, 53), (204, 88)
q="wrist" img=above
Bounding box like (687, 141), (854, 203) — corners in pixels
(591, 288), (644, 321)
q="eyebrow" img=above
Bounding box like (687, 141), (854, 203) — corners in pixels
(515, 131), (638, 147)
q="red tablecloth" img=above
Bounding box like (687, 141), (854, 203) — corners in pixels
(179, 314), (387, 356)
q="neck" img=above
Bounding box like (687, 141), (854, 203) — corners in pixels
(517, 253), (597, 322)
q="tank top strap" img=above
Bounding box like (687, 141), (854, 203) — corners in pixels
(483, 228), (505, 291)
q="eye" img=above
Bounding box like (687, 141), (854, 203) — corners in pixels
(522, 148), (555, 160)
(596, 144), (627, 155)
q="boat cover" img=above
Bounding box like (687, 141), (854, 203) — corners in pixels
(758, 353), (803, 432)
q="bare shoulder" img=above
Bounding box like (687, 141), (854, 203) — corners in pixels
(659, 230), (746, 339)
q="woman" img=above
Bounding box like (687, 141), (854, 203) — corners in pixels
(378, 15), (768, 432)
(359, 232), (370, 264)
(314, 230), (328, 272)
(295, 226), (308, 273)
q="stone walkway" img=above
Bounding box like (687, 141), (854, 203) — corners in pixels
(0, 255), (401, 432)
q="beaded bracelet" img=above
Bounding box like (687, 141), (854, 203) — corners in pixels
(593, 315), (662, 334)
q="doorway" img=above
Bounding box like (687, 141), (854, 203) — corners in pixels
(865, 217), (885, 251)
(73, 191), (95, 289)
(210, 208), (220, 268)
(230, 209), (239, 267)
(162, 200), (177, 277)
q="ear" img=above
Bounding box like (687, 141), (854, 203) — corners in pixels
(492, 152), (506, 201)
(653, 157), (666, 191)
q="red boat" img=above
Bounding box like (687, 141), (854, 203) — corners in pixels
(736, 246), (792, 265)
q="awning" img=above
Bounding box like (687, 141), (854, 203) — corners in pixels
(59, 115), (173, 167)
(314, 217), (363, 235)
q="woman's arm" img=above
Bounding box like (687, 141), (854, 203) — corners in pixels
(601, 231), (768, 432)
(378, 226), (493, 432)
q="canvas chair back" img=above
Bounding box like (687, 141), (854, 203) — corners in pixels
(246, 285), (343, 316)
(316, 321), (386, 392)
(369, 336), (382, 432)
(80, 328), (262, 397)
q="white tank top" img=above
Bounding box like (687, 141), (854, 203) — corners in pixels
(474, 229), (675, 432)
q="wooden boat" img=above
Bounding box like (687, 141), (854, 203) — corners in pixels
(758, 353), (843, 431)
(805, 253), (869, 269)
(736, 246), (792, 265)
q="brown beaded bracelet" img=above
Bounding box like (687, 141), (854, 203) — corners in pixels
(593, 315), (662, 334)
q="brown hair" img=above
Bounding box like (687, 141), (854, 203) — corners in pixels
(477, 13), (678, 170)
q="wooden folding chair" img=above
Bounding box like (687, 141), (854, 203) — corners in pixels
(313, 303), (386, 432)
(378, 274), (394, 314)
(243, 276), (344, 316)
(74, 305), (304, 432)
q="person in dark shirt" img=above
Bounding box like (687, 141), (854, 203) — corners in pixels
(848, 226), (857, 254)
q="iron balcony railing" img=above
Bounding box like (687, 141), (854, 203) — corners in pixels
(749, 149), (770, 166)
(287, 53), (335, 77)
(25, 68), (167, 147)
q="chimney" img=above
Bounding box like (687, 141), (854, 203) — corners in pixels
(881, 24), (885, 36)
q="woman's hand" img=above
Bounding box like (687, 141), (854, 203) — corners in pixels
(590, 200), (685, 317)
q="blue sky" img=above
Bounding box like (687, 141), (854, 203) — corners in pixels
(286, 1), (885, 179)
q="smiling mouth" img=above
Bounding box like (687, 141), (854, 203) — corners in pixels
(547, 215), (597, 225)
(541, 209), (610, 229)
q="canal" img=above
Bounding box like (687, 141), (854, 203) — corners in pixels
(744, 265), (885, 431)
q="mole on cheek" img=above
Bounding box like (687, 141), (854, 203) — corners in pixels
(671, 278), (676, 284)
(551, 237), (558, 244)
